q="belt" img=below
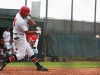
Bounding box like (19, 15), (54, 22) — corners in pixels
(13, 33), (24, 35)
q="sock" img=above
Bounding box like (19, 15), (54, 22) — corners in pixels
(30, 55), (40, 67)
(4, 54), (17, 64)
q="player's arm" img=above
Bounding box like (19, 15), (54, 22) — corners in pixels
(24, 30), (41, 35)
(28, 18), (41, 31)
(25, 30), (36, 34)
(20, 20), (41, 35)
(28, 18), (36, 26)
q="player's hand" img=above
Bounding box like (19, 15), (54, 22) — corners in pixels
(36, 26), (41, 31)
(36, 30), (41, 35)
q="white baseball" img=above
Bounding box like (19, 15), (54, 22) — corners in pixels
(96, 35), (99, 38)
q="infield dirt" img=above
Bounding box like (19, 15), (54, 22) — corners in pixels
(0, 67), (100, 75)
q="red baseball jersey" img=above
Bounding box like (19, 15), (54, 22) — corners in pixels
(26, 34), (38, 41)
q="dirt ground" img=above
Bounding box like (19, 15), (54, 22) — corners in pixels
(0, 67), (100, 75)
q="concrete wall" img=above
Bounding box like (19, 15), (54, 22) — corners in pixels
(42, 19), (99, 36)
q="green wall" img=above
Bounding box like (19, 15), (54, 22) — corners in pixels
(47, 34), (100, 57)
(0, 17), (14, 27)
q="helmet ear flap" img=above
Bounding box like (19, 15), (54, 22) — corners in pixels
(20, 6), (30, 16)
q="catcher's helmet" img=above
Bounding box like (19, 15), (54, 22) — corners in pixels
(20, 6), (30, 16)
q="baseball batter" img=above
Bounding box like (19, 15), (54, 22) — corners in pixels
(0, 6), (48, 71)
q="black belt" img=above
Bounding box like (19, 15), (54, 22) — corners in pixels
(13, 33), (24, 35)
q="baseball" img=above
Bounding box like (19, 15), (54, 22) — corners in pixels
(96, 35), (100, 38)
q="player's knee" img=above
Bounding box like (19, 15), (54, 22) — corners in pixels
(21, 55), (25, 59)
(17, 54), (25, 60)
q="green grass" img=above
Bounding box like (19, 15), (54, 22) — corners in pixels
(7, 61), (100, 68)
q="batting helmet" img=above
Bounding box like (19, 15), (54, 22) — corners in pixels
(20, 6), (30, 16)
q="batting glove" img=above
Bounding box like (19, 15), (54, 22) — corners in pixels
(36, 26), (41, 31)
(36, 30), (41, 35)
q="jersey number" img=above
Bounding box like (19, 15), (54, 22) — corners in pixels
(13, 18), (17, 26)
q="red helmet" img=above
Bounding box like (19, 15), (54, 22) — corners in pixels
(20, 6), (30, 16)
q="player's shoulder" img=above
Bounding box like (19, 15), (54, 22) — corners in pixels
(16, 19), (25, 27)
(5, 31), (10, 33)
(3, 31), (7, 33)
(16, 13), (25, 22)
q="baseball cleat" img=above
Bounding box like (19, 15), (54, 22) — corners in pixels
(37, 65), (48, 71)
(0, 60), (6, 71)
